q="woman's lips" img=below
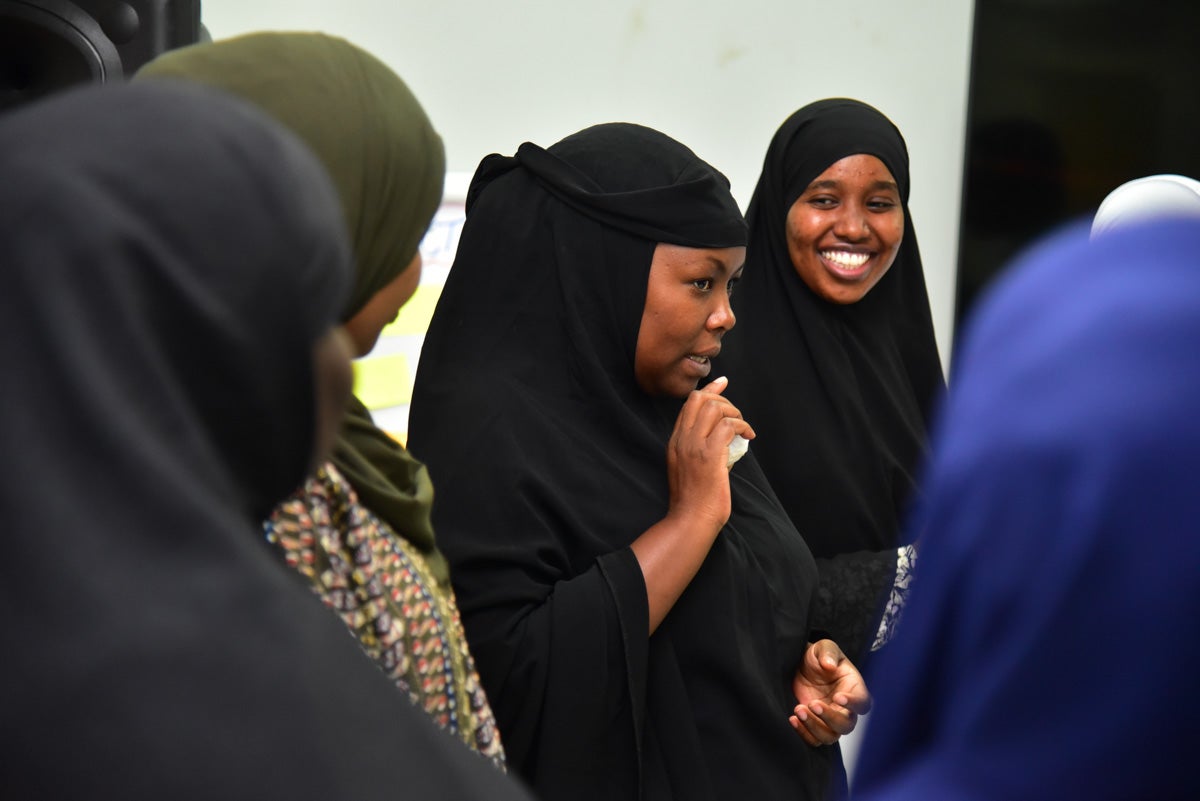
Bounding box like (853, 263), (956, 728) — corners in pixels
(685, 353), (713, 377)
(819, 249), (873, 279)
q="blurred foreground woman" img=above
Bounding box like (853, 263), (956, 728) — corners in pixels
(853, 218), (1200, 801)
(0, 81), (530, 801)
(138, 35), (505, 763)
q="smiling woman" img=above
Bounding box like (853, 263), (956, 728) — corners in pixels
(785, 154), (905, 305)
(716, 98), (945, 661)
(408, 122), (877, 801)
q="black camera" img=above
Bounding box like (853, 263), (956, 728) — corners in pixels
(1, 1), (201, 111)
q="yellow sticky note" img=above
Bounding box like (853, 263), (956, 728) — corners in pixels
(382, 283), (443, 337)
(353, 353), (411, 409)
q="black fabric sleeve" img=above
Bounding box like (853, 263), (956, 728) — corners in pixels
(463, 544), (649, 800)
(809, 549), (898, 662)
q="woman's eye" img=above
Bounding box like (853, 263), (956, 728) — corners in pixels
(727, 276), (741, 296)
(869, 199), (898, 211)
(808, 196), (837, 209)
(693, 278), (713, 291)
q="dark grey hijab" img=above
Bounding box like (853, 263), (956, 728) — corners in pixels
(0, 81), (531, 801)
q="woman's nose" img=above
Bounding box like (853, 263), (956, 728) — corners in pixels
(833, 204), (870, 241)
(709, 293), (735, 331)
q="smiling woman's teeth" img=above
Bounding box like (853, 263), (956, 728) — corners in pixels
(821, 250), (870, 269)
(688, 355), (709, 364)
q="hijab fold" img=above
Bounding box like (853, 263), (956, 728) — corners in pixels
(468, 132), (747, 247)
(139, 32), (449, 581)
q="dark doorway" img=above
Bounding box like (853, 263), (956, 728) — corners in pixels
(956, 0), (1200, 334)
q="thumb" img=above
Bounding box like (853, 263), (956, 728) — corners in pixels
(812, 639), (843, 672)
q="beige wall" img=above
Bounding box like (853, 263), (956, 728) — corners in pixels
(200, 0), (974, 371)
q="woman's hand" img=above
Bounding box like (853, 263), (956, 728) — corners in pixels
(631, 377), (756, 633)
(665, 376), (756, 529)
(789, 639), (871, 747)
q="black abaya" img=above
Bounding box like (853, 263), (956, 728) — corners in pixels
(717, 100), (945, 657)
(410, 124), (850, 800)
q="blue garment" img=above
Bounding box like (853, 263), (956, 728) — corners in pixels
(853, 219), (1200, 801)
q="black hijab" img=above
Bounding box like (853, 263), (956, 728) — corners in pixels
(0, 82), (531, 801)
(409, 125), (842, 800)
(718, 99), (945, 559)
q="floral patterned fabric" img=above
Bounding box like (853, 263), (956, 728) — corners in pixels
(264, 462), (505, 768)
(870, 545), (916, 652)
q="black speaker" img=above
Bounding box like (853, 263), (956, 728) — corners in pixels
(0, 0), (201, 112)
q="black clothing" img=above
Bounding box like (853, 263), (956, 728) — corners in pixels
(717, 100), (945, 655)
(409, 123), (847, 800)
(0, 82), (531, 801)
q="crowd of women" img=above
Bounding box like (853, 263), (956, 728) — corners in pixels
(3, 28), (1199, 801)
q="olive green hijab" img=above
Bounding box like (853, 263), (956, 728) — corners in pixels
(139, 32), (450, 583)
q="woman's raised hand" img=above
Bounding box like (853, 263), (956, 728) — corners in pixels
(632, 377), (756, 632)
(665, 376), (756, 529)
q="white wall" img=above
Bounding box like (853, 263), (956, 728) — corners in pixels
(199, 0), (974, 369)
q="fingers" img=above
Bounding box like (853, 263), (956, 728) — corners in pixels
(690, 385), (755, 441)
(705, 375), (729, 396)
(665, 377), (754, 526)
(807, 699), (859, 736)
(788, 712), (823, 747)
(834, 685), (873, 716)
(673, 379), (756, 447)
(678, 378), (739, 426)
(810, 639), (873, 716)
(793, 640), (841, 700)
(810, 638), (845, 672)
(789, 703), (845, 746)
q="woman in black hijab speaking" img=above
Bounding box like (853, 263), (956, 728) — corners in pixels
(0, 81), (532, 801)
(408, 123), (873, 800)
(716, 99), (945, 657)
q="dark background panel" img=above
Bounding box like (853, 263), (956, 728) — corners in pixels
(956, 0), (1200, 332)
